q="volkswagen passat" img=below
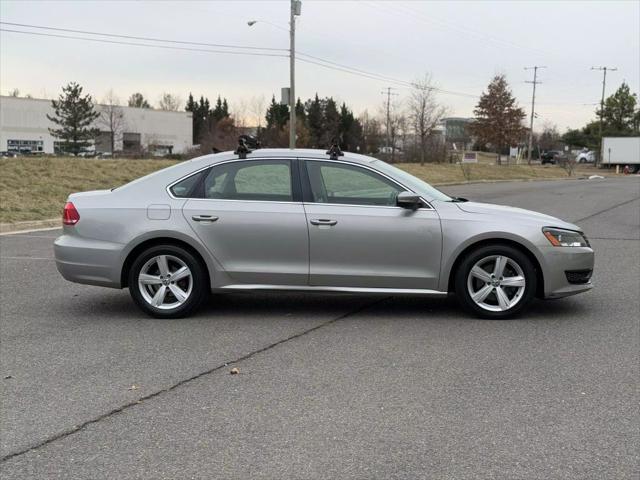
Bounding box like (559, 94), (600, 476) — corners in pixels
(54, 148), (594, 319)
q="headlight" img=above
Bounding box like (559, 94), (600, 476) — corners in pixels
(543, 227), (590, 247)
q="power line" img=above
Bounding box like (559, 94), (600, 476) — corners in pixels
(0, 21), (288, 52)
(524, 66), (546, 163)
(0, 28), (289, 58)
(0, 23), (481, 99)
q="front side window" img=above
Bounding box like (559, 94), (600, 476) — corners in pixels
(306, 161), (402, 206)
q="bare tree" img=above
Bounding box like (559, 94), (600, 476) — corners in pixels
(249, 94), (267, 130)
(408, 73), (447, 165)
(99, 90), (125, 154)
(158, 93), (182, 111)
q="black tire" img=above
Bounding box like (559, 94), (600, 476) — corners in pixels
(454, 244), (537, 319)
(128, 244), (209, 318)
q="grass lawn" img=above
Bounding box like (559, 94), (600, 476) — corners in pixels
(0, 156), (609, 224)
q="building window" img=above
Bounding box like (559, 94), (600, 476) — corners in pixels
(123, 132), (141, 153)
(7, 139), (43, 153)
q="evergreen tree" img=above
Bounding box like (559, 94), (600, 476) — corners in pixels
(47, 82), (100, 156)
(322, 97), (340, 146)
(338, 103), (363, 152)
(265, 96), (289, 129)
(599, 82), (638, 134)
(295, 98), (306, 121)
(305, 94), (324, 147)
(469, 75), (526, 153)
(222, 98), (230, 118)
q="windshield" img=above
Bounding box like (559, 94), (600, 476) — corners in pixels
(371, 160), (452, 202)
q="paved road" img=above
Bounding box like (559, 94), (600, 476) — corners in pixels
(1, 177), (638, 479)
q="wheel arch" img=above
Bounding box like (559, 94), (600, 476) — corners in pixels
(120, 234), (214, 289)
(446, 238), (545, 298)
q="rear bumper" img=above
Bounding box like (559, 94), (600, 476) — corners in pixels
(54, 233), (124, 288)
(540, 246), (595, 299)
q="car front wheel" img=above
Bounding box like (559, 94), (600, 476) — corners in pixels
(128, 244), (208, 318)
(455, 244), (537, 319)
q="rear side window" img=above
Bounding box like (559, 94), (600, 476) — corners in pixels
(170, 160), (293, 202)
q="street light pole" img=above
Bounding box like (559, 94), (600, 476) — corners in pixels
(289, 1), (301, 149)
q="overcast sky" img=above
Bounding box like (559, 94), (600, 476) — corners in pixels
(1, 0), (638, 131)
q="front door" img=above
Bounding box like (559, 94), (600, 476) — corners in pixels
(182, 159), (308, 286)
(302, 160), (442, 289)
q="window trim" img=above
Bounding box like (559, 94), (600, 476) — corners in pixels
(167, 157), (302, 203)
(299, 158), (433, 210)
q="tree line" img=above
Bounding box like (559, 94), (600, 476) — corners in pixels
(39, 75), (639, 159)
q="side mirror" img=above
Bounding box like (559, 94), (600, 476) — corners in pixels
(396, 191), (423, 210)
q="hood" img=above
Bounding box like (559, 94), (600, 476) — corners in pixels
(456, 201), (581, 231)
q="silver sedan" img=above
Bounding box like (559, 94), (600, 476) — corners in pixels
(54, 148), (594, 319)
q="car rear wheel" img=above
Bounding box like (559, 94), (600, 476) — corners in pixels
(128, 244), (208, 318)
(455, 244), (536, 319)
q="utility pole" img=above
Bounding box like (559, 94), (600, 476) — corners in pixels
(591, 66), (617, 166)
(380, 86), (398, 154)
(525, 66), (546, 164)
(289, 1), (301, 149)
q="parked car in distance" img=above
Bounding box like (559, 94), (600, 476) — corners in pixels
(576, 150), (595, 163)
(540, 150), (567, 165)
(54, 148), (594, 320)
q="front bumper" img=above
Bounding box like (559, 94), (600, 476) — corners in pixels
(54, 233), (124, 288)
(539, 246), (594, 299)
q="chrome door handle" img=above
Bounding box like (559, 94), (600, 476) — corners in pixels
(192, 215), (219, 223)
(310, 219), (337, 226)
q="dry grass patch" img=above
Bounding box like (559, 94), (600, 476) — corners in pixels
(398, 163), (576, 185)
(0, 157), (178, 223)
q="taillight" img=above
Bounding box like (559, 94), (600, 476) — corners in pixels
(62, 202), (80, 225)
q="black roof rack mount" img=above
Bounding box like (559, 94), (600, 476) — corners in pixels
(234, 136), (252, 159)
(326, 141), (343, 160)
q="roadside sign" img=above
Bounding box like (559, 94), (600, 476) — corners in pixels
(462, 152), (478, 163)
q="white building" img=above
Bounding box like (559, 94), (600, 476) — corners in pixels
(0, 95), (193, 155)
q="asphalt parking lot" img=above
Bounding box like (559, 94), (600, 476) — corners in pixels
(1, 177), (639, 479)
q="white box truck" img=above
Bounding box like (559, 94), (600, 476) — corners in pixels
(601, 137), (640, 172)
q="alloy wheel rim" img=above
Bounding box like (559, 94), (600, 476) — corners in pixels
(467, 255), (526, 312)
(138, 255), (193, 310)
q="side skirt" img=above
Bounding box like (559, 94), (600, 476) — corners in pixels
(217, 284), (448, 296)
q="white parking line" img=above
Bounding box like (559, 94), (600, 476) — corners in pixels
(1, 256), (53, 261)
(0, 226), (61, 236)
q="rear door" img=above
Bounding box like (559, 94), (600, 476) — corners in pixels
(301, 159), (442, 290)
(179, 158), (308, 286)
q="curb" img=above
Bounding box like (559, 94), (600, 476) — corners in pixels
(0, 219), (60, 235)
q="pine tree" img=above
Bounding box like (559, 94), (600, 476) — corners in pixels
(222, 98), (230, 118)
(265, 96), (289, 129)
(599, 82), (638, 134)
(47, 82), (100, 156)
(305, 94), (323, 147)
(322, 97), (340, 147)
(469, 75), (526, 153)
